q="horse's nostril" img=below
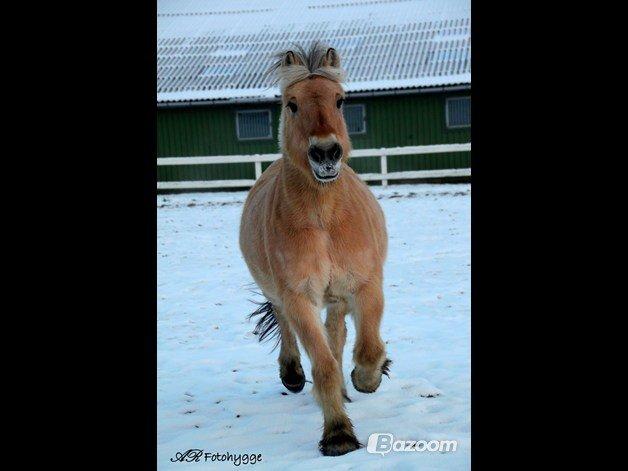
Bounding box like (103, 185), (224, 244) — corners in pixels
(308, 146), (325, 163)
(329, 143), (342, 161)
(309, 143), (342, 164)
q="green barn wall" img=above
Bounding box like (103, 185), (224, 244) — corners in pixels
(157, 90), (470, 182)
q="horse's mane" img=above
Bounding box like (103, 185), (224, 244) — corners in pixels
(268, 42), (346, 93)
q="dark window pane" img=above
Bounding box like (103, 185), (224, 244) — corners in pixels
(343, 104), (365, 134)
(447, 97), (471, 128)
(237, 110), (271, 139)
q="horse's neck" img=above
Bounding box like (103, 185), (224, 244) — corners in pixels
(279, 161), (344, 228)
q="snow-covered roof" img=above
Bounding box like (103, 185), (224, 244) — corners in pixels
(157, 0), (470, 103)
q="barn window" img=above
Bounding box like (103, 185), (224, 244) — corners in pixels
(236, 110), (272, 140)
(446, 96), (471, 128)
(343, 104), (366, 134)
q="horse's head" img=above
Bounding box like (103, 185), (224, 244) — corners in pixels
(272, 43), (351, 184)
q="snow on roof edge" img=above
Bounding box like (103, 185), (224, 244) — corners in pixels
(157, 74), (471, 104)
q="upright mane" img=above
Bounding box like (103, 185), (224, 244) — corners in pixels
(268, 42), (346, 93)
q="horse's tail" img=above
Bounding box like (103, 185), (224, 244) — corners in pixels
(248, 300), (281, 349)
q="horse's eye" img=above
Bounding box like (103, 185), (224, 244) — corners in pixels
(287, 102), (298, 113)
(336, 98), (344, 109)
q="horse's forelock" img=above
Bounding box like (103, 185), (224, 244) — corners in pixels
(268, 42), (346, 93)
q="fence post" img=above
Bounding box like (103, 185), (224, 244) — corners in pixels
(380, 151), (388, 187)
(156, 143), (471, 191)
(254, 160), (262, 180)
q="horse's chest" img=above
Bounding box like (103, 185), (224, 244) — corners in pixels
(325, 234), (370, 299)
(279, 227), (368, 301)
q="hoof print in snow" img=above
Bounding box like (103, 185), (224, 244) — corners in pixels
(281, 392), (288, 396)
(183, 410), (196, 414)
(410, 378), (443, 398)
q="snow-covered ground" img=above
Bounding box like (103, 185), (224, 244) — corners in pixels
(158, 184), (470, 470)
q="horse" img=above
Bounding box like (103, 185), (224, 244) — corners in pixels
(239, 42), (390, 456)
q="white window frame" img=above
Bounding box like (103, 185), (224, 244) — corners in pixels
(236, 109), (273, 141)
(344, 103), (367, 135)
(445, 96), (471, 129)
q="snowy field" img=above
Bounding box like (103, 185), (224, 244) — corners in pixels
(157, 183), (470, 470)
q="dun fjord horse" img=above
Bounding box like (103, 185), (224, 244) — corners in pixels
(239, 43), (390, 456)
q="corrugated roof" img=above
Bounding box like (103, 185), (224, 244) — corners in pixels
(157, 0), (470, 103)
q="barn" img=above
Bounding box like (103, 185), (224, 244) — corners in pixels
(157, 0), (471, 190)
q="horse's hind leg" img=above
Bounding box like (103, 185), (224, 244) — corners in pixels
(325, 301), (350, 401)
(284, 293), (359, 456)
(275, 309), (306, 393)
(350, 279), (390, 393)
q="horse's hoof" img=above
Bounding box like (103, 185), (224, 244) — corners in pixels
(350, 366), (381, 393)
(351, 369), (380, 393)
(280, 360), (305, 393)
(351, 358), (391, 393)
(319, 427), (361, 456)
(281, 377), (305, 393)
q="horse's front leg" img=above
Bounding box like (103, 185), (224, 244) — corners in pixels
(275, 308), (306, 393)
(351, 279), (390, 393)
(325, 300), (350, 401)
(283, 292), (360, 456)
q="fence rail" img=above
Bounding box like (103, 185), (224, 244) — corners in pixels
(157, 143), (471, 190)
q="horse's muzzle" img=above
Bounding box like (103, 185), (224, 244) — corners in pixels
(308, 142), (342, 183)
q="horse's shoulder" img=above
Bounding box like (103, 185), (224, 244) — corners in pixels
(257, 158), (282, 187)
(342, 169), (383, 214)
(246, 159), (282, 206)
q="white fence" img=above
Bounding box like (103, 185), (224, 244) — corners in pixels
(157, 143), (471, 190)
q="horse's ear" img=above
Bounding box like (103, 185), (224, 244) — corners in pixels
(282, 51), (304, 67)
(322, 48), (341, 68)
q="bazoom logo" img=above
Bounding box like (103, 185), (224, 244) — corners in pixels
(367, 433), (458, 456)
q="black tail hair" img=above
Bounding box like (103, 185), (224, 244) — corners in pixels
(248, 300), (281, 350)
